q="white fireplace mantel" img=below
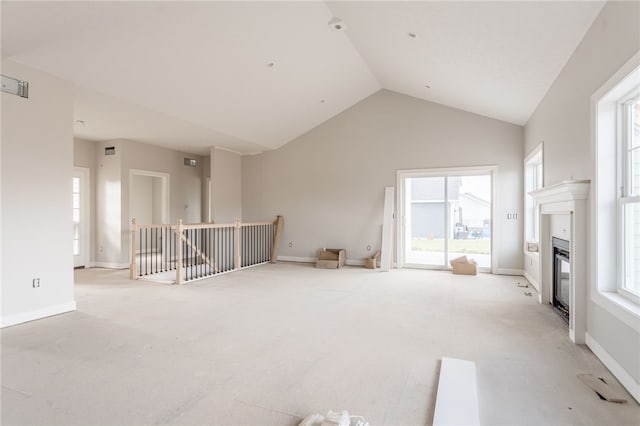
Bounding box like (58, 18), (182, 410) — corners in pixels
(530, 179), (590, 206)
(530, 180), (590, 344)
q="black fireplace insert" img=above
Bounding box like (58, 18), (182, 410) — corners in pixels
(552, 237), (570, 324)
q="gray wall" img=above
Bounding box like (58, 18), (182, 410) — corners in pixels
(210, 147), (242, 223)
(90, 139), (203, 266)
(73, 138), (97, 264)
(524, 1), (640, 384)
(242, 89), (524, 267)
(95, 140), (123, 265)
(1, 60), (75, 326)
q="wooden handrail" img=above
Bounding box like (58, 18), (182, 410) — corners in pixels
(135, 223), (175, 230)
(131, 216), (283, 283)
(134, 220), (274, 229)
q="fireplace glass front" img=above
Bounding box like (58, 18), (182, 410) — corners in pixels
(552, 237), (570, 323)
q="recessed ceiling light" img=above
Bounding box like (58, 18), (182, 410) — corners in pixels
(328, 17), (346, 32)
(408, 32), (417, 38)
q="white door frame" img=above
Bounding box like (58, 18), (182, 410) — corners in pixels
(73, 167), (91, 268)
(129, 169), (170, 225)
(396, 165), (497, 273)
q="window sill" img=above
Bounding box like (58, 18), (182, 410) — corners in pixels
(592, 290), (640, 330)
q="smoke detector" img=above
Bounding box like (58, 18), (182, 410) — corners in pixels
(328, 17), (346, 32)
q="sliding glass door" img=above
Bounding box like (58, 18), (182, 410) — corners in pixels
(399, 168), (493, 271)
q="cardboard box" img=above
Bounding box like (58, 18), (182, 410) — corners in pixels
(450, 256), (477, 275)
(364, 257), (376, 269)
(316, 248), (345, 269)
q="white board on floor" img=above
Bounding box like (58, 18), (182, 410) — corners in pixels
(433, 357), (480, 426)
(380, 186), (394, 272)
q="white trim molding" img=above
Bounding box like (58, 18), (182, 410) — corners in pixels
(494, 268), (524, 276)
(586, 333), (640, 403)
(530, 180), (590, 206)
(277, 256), (316, 263)
(277, 256), (367, 267)
(90, 261), (130, 269)
(1, 301), (77, 328)
(523, 271), (539, 291)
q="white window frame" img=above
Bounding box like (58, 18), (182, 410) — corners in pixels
(524, 143), (543, 251)
(618, 89), (640, 304)
(591, 50), (640, 328)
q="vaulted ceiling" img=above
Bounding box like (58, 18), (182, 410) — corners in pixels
(1, 1), (605, 155)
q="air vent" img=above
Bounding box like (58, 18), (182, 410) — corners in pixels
(105, 146), (115, 156)
(184, 158), (197, 167)
(1, 74), (29, 98)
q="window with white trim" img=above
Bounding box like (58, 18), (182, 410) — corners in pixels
(595, 57), (640, 307)
(620, 91), (640, 300)
(524, 145), (543, 251)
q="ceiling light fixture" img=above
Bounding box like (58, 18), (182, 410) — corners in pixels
(328, 17), (346, 32)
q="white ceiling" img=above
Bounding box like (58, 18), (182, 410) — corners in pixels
(1, 1), (605, 155)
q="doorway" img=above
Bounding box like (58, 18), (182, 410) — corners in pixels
(129, 169), (169, 254)
(397, 167), (495, 272)
(129, 170), (169, 224)
(73, 167), (90, 268)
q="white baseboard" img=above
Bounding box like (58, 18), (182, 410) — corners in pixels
(523, 271), (539, 291)
(585, 332), (640, 403)
(493, 268), (524, 276)
(90, 261), (129, 269)
(278, 256), (367, 267)
(1, 301), (77, 328)
(277, 256), (316, 263)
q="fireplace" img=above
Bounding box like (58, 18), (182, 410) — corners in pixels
(552, 237), (570, 323)
(530, 180), (589, 344)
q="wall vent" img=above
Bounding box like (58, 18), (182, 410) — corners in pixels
(105, 146), (115, 155)
(184, 158), (197, 167)
(1, 74), (29, 98)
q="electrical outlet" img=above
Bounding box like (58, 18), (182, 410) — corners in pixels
(99, 245), (104, 252)
(32, 278), (40, 288)
(288, 241), (293, 248)
(366, 245), (371, 251)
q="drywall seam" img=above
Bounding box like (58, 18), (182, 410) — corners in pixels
(586, 332), (640, 403)
(1, 301), (76, 328)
